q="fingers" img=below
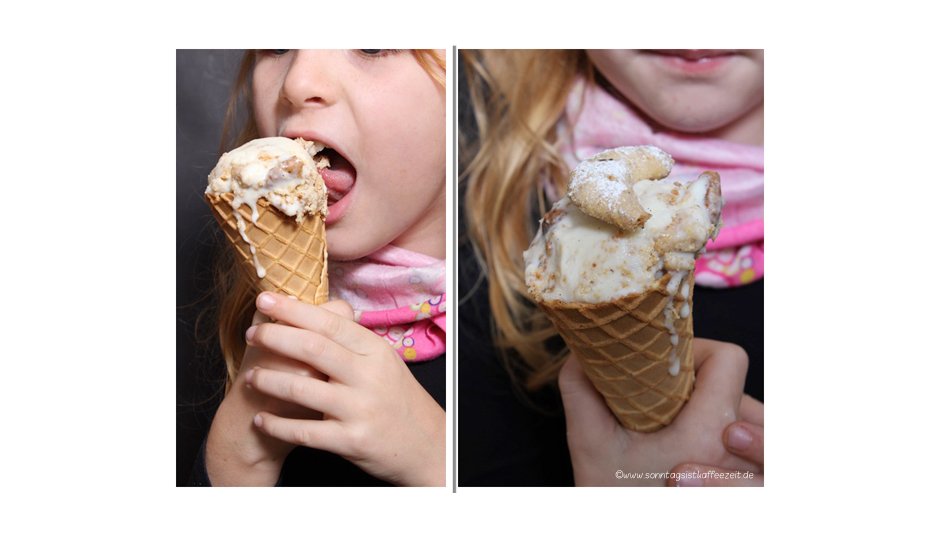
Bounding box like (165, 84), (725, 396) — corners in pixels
(739, 394), (764, 426)
(246, 366), (348, 419)
(246, 321), (355, 383)
(317, 299), (356, 320)
(251, 307), (273, 326)
(666, 463), (763, 487)
(558, 355), (619, 442)
(255, 292), (375, 354)
(724, 421), (764, 466)
(685, 338), (749, 420)
(253, 412), (347, 455)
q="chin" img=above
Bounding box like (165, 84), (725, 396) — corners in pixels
(325, 242), (367, 262)
(324, 232), (384, 262)
(658, 113), (733, 134)
(647, 93), (745, 134)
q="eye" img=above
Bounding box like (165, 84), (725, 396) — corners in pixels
(264, 49), (290, 56)
(356, 49), (402, 58)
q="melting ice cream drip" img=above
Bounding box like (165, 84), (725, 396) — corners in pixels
(663, 271), (688, 376)
(232, 203), (267, 278)
(206, 137), (329, 280)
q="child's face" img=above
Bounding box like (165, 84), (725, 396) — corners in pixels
(586, 50), (763, 141)
(252, 50), (446, 260)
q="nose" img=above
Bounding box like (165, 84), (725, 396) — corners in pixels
(280, 50), (338, 109)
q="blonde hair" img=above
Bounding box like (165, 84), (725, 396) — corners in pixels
(460, 50), (595, 389)
(214, 50), (445, 392)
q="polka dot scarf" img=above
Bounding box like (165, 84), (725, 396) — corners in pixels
(329, 245), (445, 362)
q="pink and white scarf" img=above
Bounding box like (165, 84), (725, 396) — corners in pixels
(557, 79), (764, 288)
(329, 245), (445, 362)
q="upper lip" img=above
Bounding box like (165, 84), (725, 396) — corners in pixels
(280, 128), (356, 200)
(647, 49), (738, 60)
(279, 128), (354, 168)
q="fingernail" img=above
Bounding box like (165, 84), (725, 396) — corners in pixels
(253, 414), (263, 427)
(245, 325), (257, 341)
(258, 293), (276, 310)
(676, 477), (703, 487)
(727, 425), (753, 451)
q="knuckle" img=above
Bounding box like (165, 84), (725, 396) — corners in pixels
(333, 300), (354, 320)
(717, 341), (749, 369)
(291, 426), (310, 446)
(728, 343), (749, 369)
(287, 378), (308, 401)
(321, 313), (344, 338)
(301, 335), (326, 360)
(253, 323), (272, 344)
(361, 367), (387, 394)
(250, 367), (265, 386)
(344, 425), (370, 459)
(346, 395), (367, 418)
(360, 392), (380, 418)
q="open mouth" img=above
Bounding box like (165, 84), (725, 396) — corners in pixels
(318, 147), (356, 207)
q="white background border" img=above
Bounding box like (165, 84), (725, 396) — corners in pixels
(2, 0), (937, 533)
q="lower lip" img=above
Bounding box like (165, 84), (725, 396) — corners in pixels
(325, 186), (354, 225)
(652, 53), (735, 75)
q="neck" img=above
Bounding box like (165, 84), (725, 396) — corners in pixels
(391, 191), (446, 259)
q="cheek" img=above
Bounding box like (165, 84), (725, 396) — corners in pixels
(362, 87), (445, 180)
(251, 72), (281, 136)
(679, 64), (764, 124)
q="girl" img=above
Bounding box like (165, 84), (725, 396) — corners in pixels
(192, 49), (447, 486)
(459, 50), (764, 486)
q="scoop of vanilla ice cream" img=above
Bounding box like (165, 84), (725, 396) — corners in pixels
(524, 148), (721, 304)
(206, 137), (329, 223)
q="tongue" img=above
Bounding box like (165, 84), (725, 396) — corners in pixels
(321, 151), (355, 198)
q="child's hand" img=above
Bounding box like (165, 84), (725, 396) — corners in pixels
(205, 301), (348, 486)
(559, 338), (760, 486)
(667, 395), (765, 486)
(244, 291), (445, 486)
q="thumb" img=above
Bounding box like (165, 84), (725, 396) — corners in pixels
(558, 355), (619, 445)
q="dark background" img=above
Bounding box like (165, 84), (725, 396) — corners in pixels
(176, 49), (244, 486)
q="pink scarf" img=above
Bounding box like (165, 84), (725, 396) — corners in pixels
(329, 245), (445, 362)
(557, 79), (764, 288)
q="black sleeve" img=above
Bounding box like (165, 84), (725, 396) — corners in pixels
(187, 437), (212, 486)
(693, 280), (764, 402)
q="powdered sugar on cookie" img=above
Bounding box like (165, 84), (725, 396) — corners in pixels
(524, 146), (722, 304)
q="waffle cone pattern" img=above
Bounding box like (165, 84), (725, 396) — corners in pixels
(540, 273), (695, 432)
(206, 192), (329, 305)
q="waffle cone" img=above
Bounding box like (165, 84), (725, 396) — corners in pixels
(206, 192), (329, 305)
(539, 272), (695, 432)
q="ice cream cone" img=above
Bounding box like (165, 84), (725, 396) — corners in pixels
(539, 272), (695, 432)
(206, 192), (329, 305)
